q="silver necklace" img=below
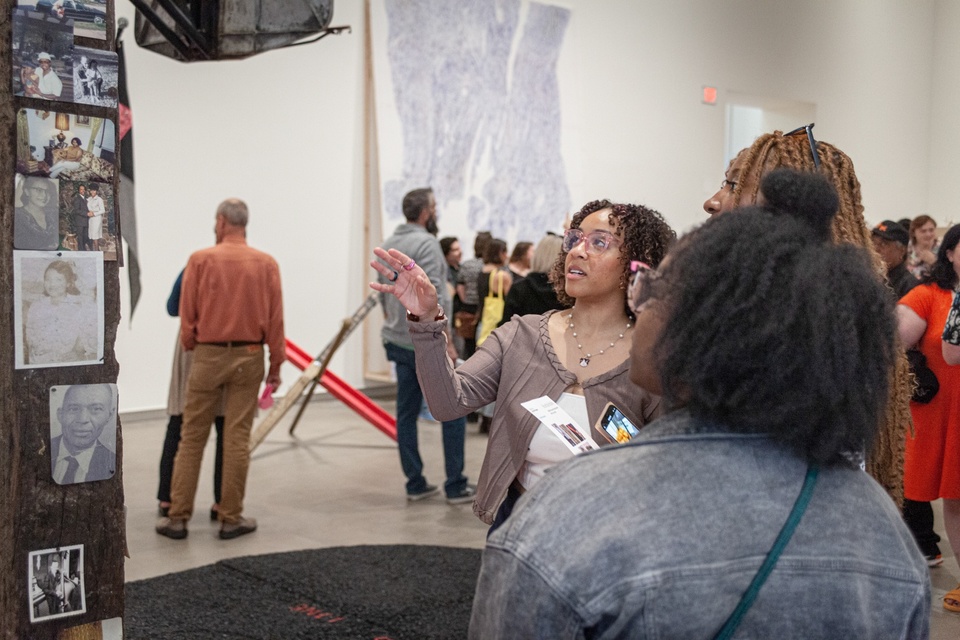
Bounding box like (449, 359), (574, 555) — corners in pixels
(567, 311), (632, 368)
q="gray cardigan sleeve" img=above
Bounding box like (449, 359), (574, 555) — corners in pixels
(408, 317), (514, 421)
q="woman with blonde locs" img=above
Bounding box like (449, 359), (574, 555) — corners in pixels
(703, 124), (911, 506)
(371, 200), (675, 529)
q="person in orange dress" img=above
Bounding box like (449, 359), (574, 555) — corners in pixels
(897, 223), (960, 612)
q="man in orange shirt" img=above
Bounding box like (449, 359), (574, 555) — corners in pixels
(156, 198), (284, 540)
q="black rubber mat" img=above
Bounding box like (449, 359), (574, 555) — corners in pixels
(125, 545), (482, 639)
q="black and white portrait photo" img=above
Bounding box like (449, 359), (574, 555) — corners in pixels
(28, 545), (85, 623)
(14, 173), (61, 251)
(49, 384), (117, 484)
(13, 251), (104, 369)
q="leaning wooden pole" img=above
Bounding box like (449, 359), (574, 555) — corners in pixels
(0, 0), (125, 636)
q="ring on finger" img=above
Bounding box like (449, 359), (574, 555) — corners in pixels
(403, 260), (417, 271)
(389, 270), (399, 282)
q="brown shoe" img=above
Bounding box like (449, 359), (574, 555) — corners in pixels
(219, 516), (257, 540)
(155, 517), (187, 540)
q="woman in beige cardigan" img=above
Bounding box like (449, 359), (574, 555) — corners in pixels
(372, 199), (675, 529)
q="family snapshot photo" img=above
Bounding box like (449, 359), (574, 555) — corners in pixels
(28, 545), (86, 623)
(13, 175), (117, 259)
(12, 8), (74, 101)
(16, 0), (107, 41)
(16, 108), (117, 183)
(72, 46), (118, 108)
(58, 179), (118, 260)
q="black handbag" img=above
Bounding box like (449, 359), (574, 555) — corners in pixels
(906, 349), (939, 404)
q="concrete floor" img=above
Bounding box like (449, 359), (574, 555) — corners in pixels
(122, 392), (488, 584)
(122, 393), (960, 638)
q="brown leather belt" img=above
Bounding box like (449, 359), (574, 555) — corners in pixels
(200, 341), (261, 347)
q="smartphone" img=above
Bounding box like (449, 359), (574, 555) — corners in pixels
(596, 402), (641, 444)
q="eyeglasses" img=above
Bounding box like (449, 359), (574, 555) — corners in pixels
(562, 228), (621, 256)
(628, 261), (659, 313)
(783, 123), (821, 169)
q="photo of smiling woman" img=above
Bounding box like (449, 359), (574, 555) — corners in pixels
(49, 384), (118, 485)
(14, 252), (104, 369)
(371, 200), (675, 529)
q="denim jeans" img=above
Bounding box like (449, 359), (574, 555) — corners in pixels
(385, 342), (467, 497)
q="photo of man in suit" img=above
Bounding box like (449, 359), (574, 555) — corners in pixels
(71, 182), (90, 250)
(50, 383), (117, 484)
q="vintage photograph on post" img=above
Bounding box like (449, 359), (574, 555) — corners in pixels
(14, 173), (61, 251)
(13, 250), (104, 369)
(12, 8), (74, 100)
(72, 46), (118, 108)
(58, 179), (118, 260)
(16, 0), (107, 41)
(28, 545), (85, 623)
(49, 384), (118, 484)
(16, 108), (116, 182)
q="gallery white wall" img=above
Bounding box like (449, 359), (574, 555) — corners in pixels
(114, 0), (957, 413)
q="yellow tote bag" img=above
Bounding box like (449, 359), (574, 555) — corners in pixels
(477, 270), (505, 346)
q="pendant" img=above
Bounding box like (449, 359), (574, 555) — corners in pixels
(579, 357), (590, 367)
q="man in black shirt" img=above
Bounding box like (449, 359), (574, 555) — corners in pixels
(871, 220), (918, 298)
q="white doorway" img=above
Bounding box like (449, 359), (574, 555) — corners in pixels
(724, 93), (817, 166)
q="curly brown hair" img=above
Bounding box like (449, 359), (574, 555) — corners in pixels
(731, 130), (880, 274)
(730, 129), (909, 505)
(549, 200), (675, 313)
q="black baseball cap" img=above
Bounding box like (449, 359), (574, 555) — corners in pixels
(872, 220), (909, 246)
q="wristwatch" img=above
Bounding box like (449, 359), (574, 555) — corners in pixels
(407, 305), (446, 323)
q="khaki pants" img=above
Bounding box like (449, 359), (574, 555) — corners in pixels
(169, 344), (264, 525)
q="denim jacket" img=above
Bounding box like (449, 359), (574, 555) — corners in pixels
(469, 410), (930, 639)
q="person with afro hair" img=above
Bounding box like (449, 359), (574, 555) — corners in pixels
(702, 124), (911, 507)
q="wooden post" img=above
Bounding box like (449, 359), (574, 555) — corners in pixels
(0, 0), (126, 636)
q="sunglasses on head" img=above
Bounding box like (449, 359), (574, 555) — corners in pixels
(783, 123), (821, 169)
